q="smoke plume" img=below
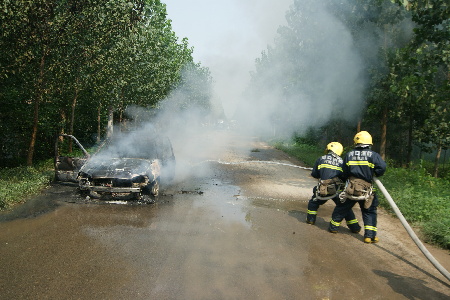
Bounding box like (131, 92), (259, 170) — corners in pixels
(92, 0), (413, 183)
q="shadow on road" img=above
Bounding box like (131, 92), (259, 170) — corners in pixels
(288, 209), (364, 240)
(0, 184), (65, 222)
(373, 244), (450, 289)
(288, 209), (307, 222)
(373, 270), (449, 299)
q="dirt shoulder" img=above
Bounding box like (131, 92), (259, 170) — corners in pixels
(229, 137), (450, 289)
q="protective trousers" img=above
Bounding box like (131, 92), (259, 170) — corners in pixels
(307, 187), (361, 232)
(329, 193), (379, 238)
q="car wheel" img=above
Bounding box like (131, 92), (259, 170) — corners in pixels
(140, 194), (155, 204)
(150, 179), (159, 197)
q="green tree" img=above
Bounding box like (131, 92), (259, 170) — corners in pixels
(0, 0), (208, 166)
(390, 0), (449, 173)
(0, 0), (66, 165)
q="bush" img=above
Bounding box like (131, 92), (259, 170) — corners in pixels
(422, 212), (450, 249)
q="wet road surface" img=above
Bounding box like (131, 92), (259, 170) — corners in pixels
(0, 132), (449, 299)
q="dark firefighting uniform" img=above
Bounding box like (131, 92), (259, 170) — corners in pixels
(328, 145), (386, 238)
(307, 152), (361, 232)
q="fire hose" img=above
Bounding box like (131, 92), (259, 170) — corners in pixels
(202, 160), (450, 281)
(198, 159), (315, 171)
(374, 177), (450, 281)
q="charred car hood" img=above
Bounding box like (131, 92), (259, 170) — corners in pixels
(79, 157), (159, 179)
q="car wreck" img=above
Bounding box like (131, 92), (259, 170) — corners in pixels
(55, 133), (175, 203)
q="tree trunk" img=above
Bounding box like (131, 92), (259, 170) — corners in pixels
(97, 103), (102, 143)
(119, 108), (124, 132)
(380, 107), (387, 160)
(107, 105), (114, 138)
(59, 110), (66, 141)
(443, 149), (447, 174)
(68, 84), (79, 153)
(27, 96), (40, 166)
(27, 52), (46, 166)
(406, 114), (413, 166)
(433, 143), (442, 178)
(357, 119), (361, 133)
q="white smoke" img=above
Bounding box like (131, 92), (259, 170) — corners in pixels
(233, 0), (367, 140)
(166, 0), (292, 118)
(95, 0), (411, 183)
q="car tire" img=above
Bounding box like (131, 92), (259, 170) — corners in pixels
(139, 179), (159, 204)
(140, 194), (155, 204)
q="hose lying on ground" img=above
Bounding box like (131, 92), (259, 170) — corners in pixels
(374, 177), (450, 281)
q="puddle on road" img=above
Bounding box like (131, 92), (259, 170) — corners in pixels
(170, 177), (253, 229)
(0, 178), (253, 228)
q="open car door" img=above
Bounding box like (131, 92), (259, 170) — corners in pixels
(54, 134), (90, 182)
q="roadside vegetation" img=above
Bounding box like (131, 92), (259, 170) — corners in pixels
(274, 140), (450, 250)
(0, 144), (95, 210)
(0, 161), (54, 210)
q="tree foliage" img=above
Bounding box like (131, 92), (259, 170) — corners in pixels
(388, 0), (449, 173)
(0, 0), (209, 166)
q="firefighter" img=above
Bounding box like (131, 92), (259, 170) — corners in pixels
(306, 142), (361, 233)
(328, 131), (386, 243)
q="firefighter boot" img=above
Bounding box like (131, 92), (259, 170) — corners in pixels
(306, 211), (317, 225)
(346, 219), (361, 233)
(364, 236), (379, 244)
(350, 227), (361, 234)
(349, 224), (361, 233)
(328, 220), (340, 233)
(306, 216), (316, 225)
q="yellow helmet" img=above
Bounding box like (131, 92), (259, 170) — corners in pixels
(326, 142), (343, 156)
(354, 131), (373, 145)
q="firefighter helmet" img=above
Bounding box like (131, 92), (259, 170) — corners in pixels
(326, 142), (343, 156)
(354, 131), (373, 145)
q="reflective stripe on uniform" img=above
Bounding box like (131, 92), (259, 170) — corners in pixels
(318, 163), (343, 172)
(330, 220), (341, 227)
(364, 225), (377, 232)
(347, 161), (375, 168)
(347, 219), (358, 225)
(307, 210), (317, 215)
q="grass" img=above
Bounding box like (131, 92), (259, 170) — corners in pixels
(274, 141), (450, 250)
(0, 160), (54, 210)
(273, 140), (323, 167)
(380, 164), (450, 249)
(0, 143), (100, 210)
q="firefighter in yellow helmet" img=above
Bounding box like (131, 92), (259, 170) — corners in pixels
(328, 131), (386, 243)
(306, 142), (361, 233)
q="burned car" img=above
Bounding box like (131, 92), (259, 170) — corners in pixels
(55, 133), (175, 203)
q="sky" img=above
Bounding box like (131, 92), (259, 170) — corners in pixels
(164, 0), (293, 118)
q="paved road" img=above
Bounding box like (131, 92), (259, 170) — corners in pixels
(0, 132), (449, 299)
